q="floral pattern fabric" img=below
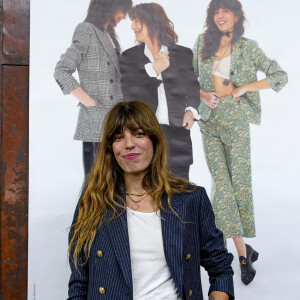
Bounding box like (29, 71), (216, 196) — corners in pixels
(192, 35), (288, 238)
(200, 96), (255, 238)
(193, 34), (288, 125)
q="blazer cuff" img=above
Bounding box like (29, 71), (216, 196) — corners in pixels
(185, 107), (200, 120)
(208, 274), (235, 299)
(144, 62), (162, 80)
(56, 77), (80, 95)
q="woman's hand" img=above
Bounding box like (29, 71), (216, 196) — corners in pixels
(200, 90), (220, 109)
(153, 51), (170, 76)
(80, 97), (98, 107)
(232, 85), (248, 102)
(182, 110), (194, 130)
(209, 291), (229, 300)
(71, 86), (98, 107)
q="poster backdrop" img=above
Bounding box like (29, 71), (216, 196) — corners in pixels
(29, 0), (300, 299)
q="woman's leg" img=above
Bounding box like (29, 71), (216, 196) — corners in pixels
(233, 237), (246, 257)
(202, 130), (244, 238)
(82, 142), (99, 175)
(224, 122), (255, 238)
(160, 125), (192, 180)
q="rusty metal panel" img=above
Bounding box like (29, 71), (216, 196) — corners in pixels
(0, 66), (29, 299)
(2, 0), (30, 56)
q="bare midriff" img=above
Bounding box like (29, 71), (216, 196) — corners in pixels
(212, 75), (235, 97)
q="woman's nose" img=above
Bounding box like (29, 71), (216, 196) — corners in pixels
(131, 22), (135, 30)
(125, 135), (135, 149)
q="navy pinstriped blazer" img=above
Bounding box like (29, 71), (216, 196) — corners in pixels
(68, 186), (234, 300)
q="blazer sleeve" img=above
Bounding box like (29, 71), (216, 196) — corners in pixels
(67, 196), (89, 300)
(249, 40), (288, 92)
(54, 23), (91, 95)
(179, 47), (200, 110)
(192, 34), (201, 80)
(197, 187), (235, 299)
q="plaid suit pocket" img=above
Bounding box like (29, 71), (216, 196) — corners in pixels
(75, 105), (106, 142)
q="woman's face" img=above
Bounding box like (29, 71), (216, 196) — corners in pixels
(213, 8), (238, 33)
(112, 126), (154, 177)
(113, 10), (126, 27)
(131, 18), (149, 43)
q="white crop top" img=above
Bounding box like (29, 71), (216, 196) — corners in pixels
(212, 55), (231, 80)
(126, 207), (180, 300)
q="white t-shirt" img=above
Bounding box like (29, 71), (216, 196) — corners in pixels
(126, 207), (180, 300)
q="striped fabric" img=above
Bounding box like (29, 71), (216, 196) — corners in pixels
(68, 186), (234, 299)
(54, 22), (123, 142)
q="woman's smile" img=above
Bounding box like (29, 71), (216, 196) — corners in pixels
(214, 8), (238, 32)
(123, 153), (140, 159)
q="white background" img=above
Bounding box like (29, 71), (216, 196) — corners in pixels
(29, 0), (300, 299)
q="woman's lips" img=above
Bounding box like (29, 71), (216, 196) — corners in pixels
(123, 153), (140, 159)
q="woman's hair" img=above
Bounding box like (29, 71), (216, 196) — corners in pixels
(69, 100), (192, 267)
(201, 0), (245, 60)
(129, 2), (178, 47)
(85, 0), (132, 52)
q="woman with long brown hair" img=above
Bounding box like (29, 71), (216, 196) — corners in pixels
(68, 100), (234, 299)
(120, 3), (200, 180)
(54, 0), (132, 176)
(193, 0), (287, 285)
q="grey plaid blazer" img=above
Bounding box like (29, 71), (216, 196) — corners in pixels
(54, 22), (123, 142)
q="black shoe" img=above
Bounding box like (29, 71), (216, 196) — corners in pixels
(239, 244), (259, 285)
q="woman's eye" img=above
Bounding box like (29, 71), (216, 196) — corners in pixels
(136, 131), (145, 137)
(114, 135), (123, 141)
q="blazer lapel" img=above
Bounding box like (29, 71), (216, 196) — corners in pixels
(161, 193), (185, 297)
(107, 208), (133, 292)
(92, 24), (121, 77)
(230, 39), (245, 85)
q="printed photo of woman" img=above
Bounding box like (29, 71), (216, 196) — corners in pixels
(120, 3), (200, 180)
(54, 0), (132, 175)
(193, 0), (287, 286)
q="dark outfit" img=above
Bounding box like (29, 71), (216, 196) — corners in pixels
(68, 186), (234, 299)
(120, 43), (200, 179)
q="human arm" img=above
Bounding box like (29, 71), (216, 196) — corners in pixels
(232, 40), (288, 100)
(232, 78), (271, 101)
(197, 187), (234, 299)
(54, 23), (90, 97)
(71, 86), (97, 107)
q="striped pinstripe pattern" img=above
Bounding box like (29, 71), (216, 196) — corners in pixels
(54, 22), (123, 142)
(68, 187), (234, 299)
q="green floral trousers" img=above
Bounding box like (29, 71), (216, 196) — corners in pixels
(199, 96), (256, 239)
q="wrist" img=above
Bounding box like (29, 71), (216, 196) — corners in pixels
(152, 61), (160, 76)
(243, 84), (249, 93)
(200, 90), (208, 101)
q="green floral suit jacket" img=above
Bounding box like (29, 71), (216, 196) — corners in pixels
(193, 34), (288, 125)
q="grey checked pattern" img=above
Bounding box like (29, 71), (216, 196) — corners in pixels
(54, 22), (123, 142)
